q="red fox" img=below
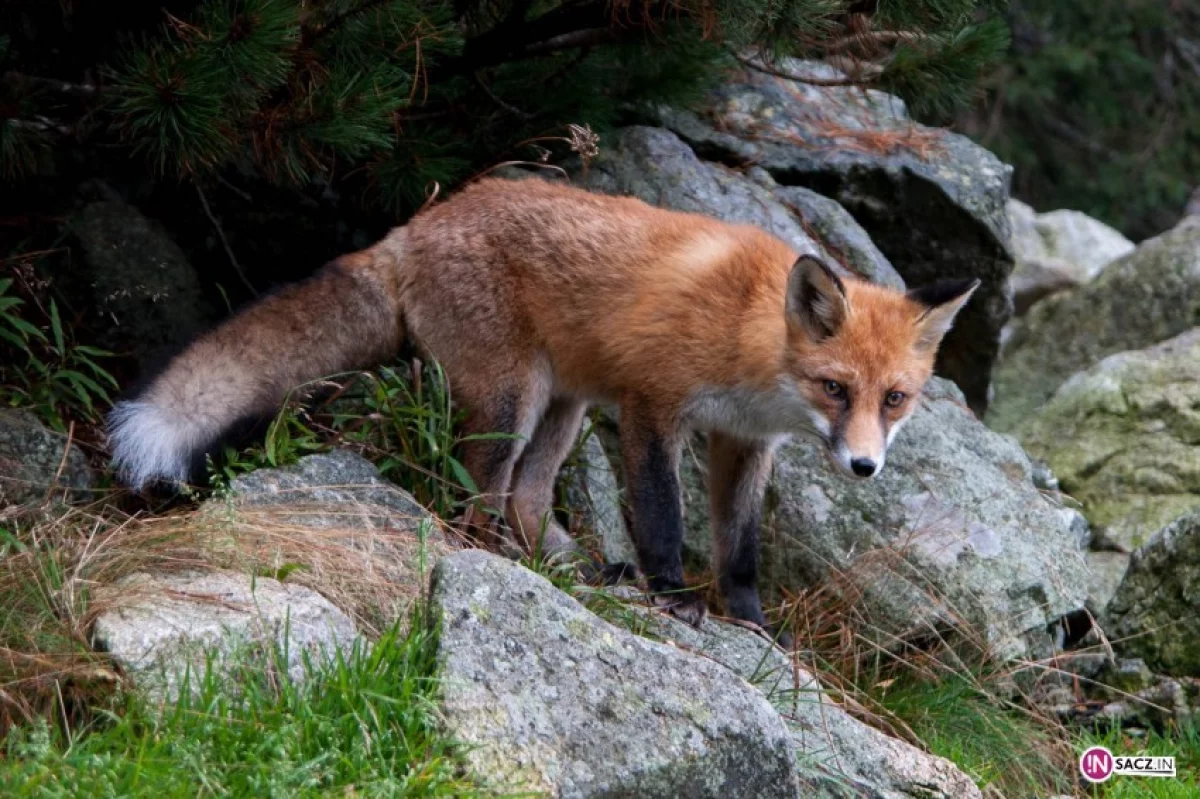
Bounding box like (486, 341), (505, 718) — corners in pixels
(108, 178), (976, 634)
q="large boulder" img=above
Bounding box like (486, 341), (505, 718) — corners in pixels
(989, 216), (1200, 432)
(1015, 329), (1200, 550)
(1106, 510), (1200, 677)
(0, 409), (92, 508)
(93, 570), (358, 701)
(67, 191), (211, 367)
(683, 379), (1088, 661)
(1007, 199), (1135, 314)
(431, 550), (799, 798)
(657, 59), (1014, 413)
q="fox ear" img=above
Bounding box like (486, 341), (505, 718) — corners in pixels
(908, 278), (980, 350)
(786, 256), (849, 341)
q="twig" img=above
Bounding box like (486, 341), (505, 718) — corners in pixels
(823, 30), (924, 55)
(732, 52), (868, 87)
(520, 27), (615, 57)
(5, 117), (73, 136)
(305, 0), (393, 44)
(467, 160), (569, 183)
(45, 421), (75, 506)
(195, 184), (258, 297)
(3, 71), (99, 97)
(216, 175), (253, 202)
(473, 72), (534, 120)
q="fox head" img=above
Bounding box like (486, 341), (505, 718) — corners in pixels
(783, 256), (978, 480)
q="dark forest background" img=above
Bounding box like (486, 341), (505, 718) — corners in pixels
(0, 0), (1196, 435)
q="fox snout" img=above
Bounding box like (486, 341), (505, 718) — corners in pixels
(828, 433), (886, 481)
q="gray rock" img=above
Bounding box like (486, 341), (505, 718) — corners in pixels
(657, 59), (1014, 413)
(990, 216), (1200, 432)
(217, 450), (447, 592)
(769, 184), (902, 290)
(561, 430), (637, 567)
(67, 194), (211, 367)
(1014, 329), (1200, 551)
(1085, 551), (1130, 617)
(0, 409), (92, 508)
(644, 612), (982, 798)
(228, 449), (429, 522)
(1007, 200), (1135, 315)
(683, 378), (1088, 661)
(431, 550), (799, 798)
(1107, 510), (1200, 676)
(1034, 208), (1135, 281)
(530, 125), (904, 289)
(93, 570), (359, 701)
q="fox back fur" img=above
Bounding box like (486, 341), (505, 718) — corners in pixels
(108, 177), (977, 634)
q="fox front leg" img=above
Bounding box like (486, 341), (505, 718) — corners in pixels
(708, 432), (793, 649)
(619, 402), (707, 627)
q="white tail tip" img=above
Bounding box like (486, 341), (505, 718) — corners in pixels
(107, 400), (206, 490)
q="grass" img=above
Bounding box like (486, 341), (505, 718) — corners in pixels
(1, 617), (479, 797)
(872, 673), (1074, 793)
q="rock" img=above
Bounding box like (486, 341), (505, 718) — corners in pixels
(1007, 200), (1135, 315)
(431, 550), (798, 798)
(1107, 510), (1200, 676)
(1085, 551), (1130, 617)
(657, 59), (1013, 413)
(93, 570), (359, 701)
(1034, 208), (1135, 281)
(67, 192), (211, 367)
(989, 216), (1200, 432)
(0, 409), (92, 508)
(644, 612), (982, 799)
(683, 378), (1088, 661)
(521, 124), (905, 289)
(228, 449), (430, 524)
(561, 431), (637, 567)
(1015, 329), (1200, 550)
(214, 450), (449, 608)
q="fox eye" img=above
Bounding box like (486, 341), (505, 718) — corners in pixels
(824, 380), (846, 399)
(885, 391), (906, 408)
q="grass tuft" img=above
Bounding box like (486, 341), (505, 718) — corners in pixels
(1, 615), (479, 797)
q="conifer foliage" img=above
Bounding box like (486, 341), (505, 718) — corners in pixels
(2, 1), (1007, 215)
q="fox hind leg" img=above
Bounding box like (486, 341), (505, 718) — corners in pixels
(455, 370), (550, 547)
(506, 396), (588, 558)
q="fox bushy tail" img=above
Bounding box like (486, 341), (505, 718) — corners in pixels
(107, 249), (403, 489)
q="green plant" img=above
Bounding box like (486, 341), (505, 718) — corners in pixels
(0, 276), (117, 431)
(0, 615), (480, 797)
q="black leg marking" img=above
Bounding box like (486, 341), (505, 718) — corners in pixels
(709, 433), (775, 631)
(622, 413), (706, 627)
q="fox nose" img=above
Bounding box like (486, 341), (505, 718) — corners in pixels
(850, 457), (877, 478)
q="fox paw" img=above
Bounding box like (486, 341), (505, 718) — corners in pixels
(653, 591), (708, 628)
